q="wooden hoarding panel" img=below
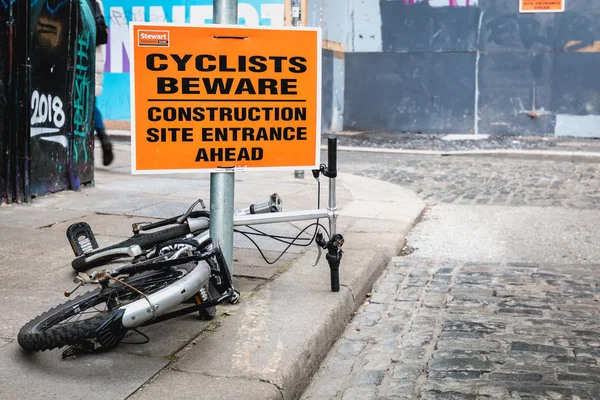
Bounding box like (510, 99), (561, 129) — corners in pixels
(520, 0), (564, 13)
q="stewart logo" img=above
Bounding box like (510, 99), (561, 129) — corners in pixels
(138, 30), (170, 47)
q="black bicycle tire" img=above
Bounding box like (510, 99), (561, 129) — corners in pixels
(72, 224), (193, 271)
(18, 265), (195, 352)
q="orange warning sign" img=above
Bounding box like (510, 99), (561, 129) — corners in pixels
(520, 0), (564, 12)
(130, 23), (321, 174)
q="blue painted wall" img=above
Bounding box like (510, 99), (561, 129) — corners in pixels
(100, 0), (284, 124)
(102, 0), (600, 137)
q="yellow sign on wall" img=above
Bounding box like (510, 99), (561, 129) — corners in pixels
(520, 0), (564, 13)
(130, 23), (321, 174)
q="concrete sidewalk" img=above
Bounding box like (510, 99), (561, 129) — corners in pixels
(0, 141), (425, 400)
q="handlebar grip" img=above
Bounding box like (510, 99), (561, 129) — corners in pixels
(326, 247), (341, 293)
(72, 254), (101, 272)
(139, 216), (181, 231)
(140, 210), (210, 231)
(330, 266), (340, 292)
(127, 224), (192, 248)
(327, 135), (337, 178)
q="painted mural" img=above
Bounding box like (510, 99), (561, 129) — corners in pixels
(0, 0), (96, 203)
(28, 0), (95, 196)
(71, 0), (95, 187)
(100, 0), (284, 124)
(0, 1), (9, 202)
(28, 0), (74, 195)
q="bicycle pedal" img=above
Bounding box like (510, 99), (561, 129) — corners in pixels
(66, 222), (99, 257)
(229, 290), (241, 305)
(61, 341), (103, 358)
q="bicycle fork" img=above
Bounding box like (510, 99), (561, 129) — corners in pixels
(315, 135), (344, 292)
(221, 136), (345, 292)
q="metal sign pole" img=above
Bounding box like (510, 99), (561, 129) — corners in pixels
(291, 0), (305, 179)
(211, 0), (238, 274)
(214, 0), (238, 25)
(291, 0), (302, 26)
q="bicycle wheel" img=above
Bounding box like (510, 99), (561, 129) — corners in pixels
(18, 263), (196, 352)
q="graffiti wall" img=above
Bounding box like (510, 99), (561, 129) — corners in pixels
(29, 0), (74, 195)
(0, 0), (95, 203)
(71, 0), (96, 187)
(0, 2), (9, 202)
(28, 0), (95, 197)
(309, 0), (600, 137)
(100, 0), (285, 125)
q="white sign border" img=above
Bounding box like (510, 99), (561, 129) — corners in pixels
(129, 21), (322, 175)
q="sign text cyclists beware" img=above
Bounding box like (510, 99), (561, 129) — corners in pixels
(130, 23), (322, 173)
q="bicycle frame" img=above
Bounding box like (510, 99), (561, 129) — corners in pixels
(120, 259), (212, 328)
(74, 136), (342, 285)
(69, 136), (343, 334)
(118, 136), (342, 327)
(17, 137), (345, 355)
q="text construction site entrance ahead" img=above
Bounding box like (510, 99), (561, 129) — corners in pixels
(130, 23), (321, 173)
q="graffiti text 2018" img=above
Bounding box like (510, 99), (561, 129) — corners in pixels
(30, 90), (66, 128)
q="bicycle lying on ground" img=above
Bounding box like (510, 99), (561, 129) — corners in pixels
(17, 136), (345, 357)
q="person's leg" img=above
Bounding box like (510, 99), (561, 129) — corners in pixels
(94, 98), (113, 166)
(93, 100), (104, 132)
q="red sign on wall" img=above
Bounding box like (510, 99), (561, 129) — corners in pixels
(520, 0), (565, 13)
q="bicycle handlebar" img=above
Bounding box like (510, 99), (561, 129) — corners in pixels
(69, 192), (282, 272)
(68, 150), (345, 293)
(71, 223), (195, 272)
(138, 210), (210, 232)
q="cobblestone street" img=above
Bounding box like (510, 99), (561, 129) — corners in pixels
(302, 153), (600, 399)
(341, 153), (600, 209)
(303, 259), (600, 399)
